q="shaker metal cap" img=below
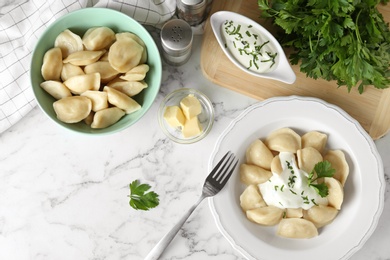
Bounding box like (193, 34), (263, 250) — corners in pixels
(177, 0), (206, 10)
(161, 19), (193, 55)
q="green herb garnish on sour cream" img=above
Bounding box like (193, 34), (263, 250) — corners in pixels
(222, 20), (278, 73)
(308, 161), (336, 198)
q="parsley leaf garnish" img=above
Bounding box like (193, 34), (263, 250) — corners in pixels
(308, 161), (335, 197)
(129, 180), (159, 211)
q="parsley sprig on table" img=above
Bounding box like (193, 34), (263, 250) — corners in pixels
(258, 0), (390, 93)
(129, 180), (159, 211)
(308, 161), (335, 197)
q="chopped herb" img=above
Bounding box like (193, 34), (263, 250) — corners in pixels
(223, 20), (278, 71)
(289, 189), (297, 195)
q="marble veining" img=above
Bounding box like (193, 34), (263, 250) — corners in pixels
(1, 29), (390, 260)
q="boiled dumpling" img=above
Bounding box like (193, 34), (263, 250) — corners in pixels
(61, 63), (85, 81)
(41, 47), (63, 81)
(246, 206), (284, 226)
(120, 64), (149, 81)
(277, 218), (318, 238)
(84, 61), (119, 83)
(286, 208), (303, 218)
(53, 96), (92, 123)
(297, 147), (323, 173)
(54, 29), (83, 58)
(99, 51), (109, 61)
(63, 50), (106, 66)
(107, 78), (148, 97)
(240, 164), (272, 185)
(301, 131), (327, 153)
(324, 177), (344, 210)
(40, 80), (72, 100)
(240, 185), (266, 211)
(270, 155), (283, 175)
(80, 90), (108, 112)
(245, 139), (274, 170)
(265, 128), (301, 153)
(91, 107), (125, 129)
(108, 37), (143, 73)
(303, 205), (338, 228)
(324, 150), (349, 186)
(84, 112), (95, 125)
(63, 73), (101, 94)
(82, 26), (115, 51)
(116, 32), (147, 64)
(104, 86), (141, 114)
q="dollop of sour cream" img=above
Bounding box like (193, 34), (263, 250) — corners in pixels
(222, 20), (278, 73)
(259, 152), (328, 210)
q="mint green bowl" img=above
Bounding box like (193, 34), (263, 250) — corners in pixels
(30, 8), (162, 135)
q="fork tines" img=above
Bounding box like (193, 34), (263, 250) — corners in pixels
(207, 151), (239, 186)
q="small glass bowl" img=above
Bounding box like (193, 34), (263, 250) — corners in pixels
(158, 88), (214, 144)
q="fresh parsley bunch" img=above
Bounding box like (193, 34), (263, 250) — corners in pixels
(258, 0), (390, 93)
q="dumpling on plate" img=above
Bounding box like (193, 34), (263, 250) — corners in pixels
(301, 131), (328, 153)
(303, 205), (338, 228)
(323, 177), (344, 210)
(240, 184), (266, 211)
(240, 163), (272, 185)
(41, 47), (63, 81)
(324, 150), (349, 186)
(82, 26), (116, 51)
(245, 139), (274, 170)
(297, 147), (323, 173)
(277, 218), (318, 238)
(265, 127), (301, 153)
(53, 96), (92, 123)
(246, 206), (284, 226)
(54, 29), (83, 58)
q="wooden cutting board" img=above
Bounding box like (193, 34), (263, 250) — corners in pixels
(201, 0), (390, 140)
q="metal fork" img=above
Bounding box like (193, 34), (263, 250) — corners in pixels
(145, 151), (239, 260)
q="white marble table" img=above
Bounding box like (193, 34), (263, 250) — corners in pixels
(1, 33), (389, 260)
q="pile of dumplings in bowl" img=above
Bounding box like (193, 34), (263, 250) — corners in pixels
(39, 26), (150, 130)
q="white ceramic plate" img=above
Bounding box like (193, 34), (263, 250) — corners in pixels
(210, 11), (296, 84)
(208, 96), (384, 260)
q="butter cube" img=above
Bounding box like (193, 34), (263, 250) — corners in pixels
(180, 94), (201, 120)
(164, 106), (185, 128)
(182, 116), (203, 138)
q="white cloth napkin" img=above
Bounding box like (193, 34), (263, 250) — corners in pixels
(0, 0), (176, 134)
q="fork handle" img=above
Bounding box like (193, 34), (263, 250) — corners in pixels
(144, 195), (206, 260)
